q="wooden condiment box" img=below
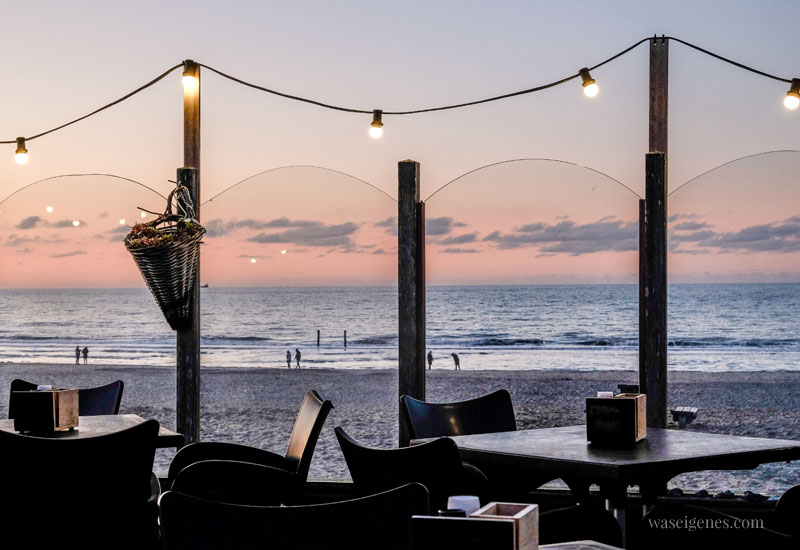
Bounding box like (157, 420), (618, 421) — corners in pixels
(411, 502), (538, 550)
(12, 389), (79, 433)
(471, 502), (538, 550)
(586, 393), (646, 447)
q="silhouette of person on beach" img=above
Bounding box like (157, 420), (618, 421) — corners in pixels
(427, 351), (433, 370)
(82, 346), (89, 365)
(75, 346), (81, 365)
(295, 348), (301, 369)
(286, 350), (292, 369)
(451, 353), (460, 370)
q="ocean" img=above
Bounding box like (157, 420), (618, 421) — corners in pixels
(0, 284), (797, 372)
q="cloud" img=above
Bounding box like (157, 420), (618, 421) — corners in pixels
(697, 216), (800, 253)
(673, 221), (710, 231)
(442, 247), (480, 253)
(15, 216), (84, 229)
(248, 221), (359, 247)
(51, 219), (84, 228)
(438, 232), (478, 245)
(4, 234), (67, 247)
(374, 217), (398, 236)
(52, 250), (86, 258)
(669, 215), (800, 254)
(204, 217), (336, 237)
(483, 217), (638, 255)
(16, 216), (42, 229)
(426, 217), (465, 236)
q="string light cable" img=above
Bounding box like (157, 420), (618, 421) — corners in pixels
(2, 36), (797, 156)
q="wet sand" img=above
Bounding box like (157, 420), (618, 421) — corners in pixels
(1, 362), (798, 496)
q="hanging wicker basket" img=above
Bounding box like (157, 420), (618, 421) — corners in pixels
(124, 184), (205, 330)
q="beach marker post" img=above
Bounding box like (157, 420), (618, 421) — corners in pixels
(176, 59), (201, 445)
(398, 160), (426, 447)
(640, 37), (669, 430)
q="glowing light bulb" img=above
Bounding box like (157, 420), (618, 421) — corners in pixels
(281, 250), (287, 255)
(45, 206), (54, 213)
(369, 109), (384, 140)
(785, 79), (800, 110)
(15, 137), (28, 165)
(182, 60), (199, 91)
(583, 82), (599, 98)
(119, 218), (126, 225)
(72, 220), (80, 227)
(579, 68), (598, 98)
(250, 258), (257, 264)
(141, 212), (147, 218)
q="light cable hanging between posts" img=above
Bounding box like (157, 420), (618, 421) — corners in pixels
(124, 180), (206, 330)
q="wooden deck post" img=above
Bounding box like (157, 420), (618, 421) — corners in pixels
(177, 60), (201, 445)
(640, 34), (669, 429)
(398, 160), (425, 447)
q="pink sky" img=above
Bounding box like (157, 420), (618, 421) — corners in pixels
(0, 2), (798, 287)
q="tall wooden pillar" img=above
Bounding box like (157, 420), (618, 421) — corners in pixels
(640, 37), (669, 428)
(177, 60), (201, 444)
(398, 160), (425, 447)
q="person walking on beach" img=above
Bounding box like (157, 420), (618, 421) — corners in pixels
(82, 346), (89, 365)
(451, 353), (460, 370)
(295, 348), (301, 369)
(75, 346), (81, 365)
(427, 350), (433, 370)
(286, 350), (292, 369)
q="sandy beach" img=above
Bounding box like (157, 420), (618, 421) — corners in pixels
(1, 362), (798, 497)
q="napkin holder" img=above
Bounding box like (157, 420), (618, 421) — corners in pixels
(412, 502), (538, 550)
(12, 389), (79, 433)
(586, 393), (646, 447)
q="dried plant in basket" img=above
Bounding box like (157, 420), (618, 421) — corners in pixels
(124, 183), (205, 330)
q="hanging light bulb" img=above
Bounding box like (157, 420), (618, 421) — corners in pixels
(182, 60), (199, 91)
(784, 78), (800, 110)
(15, 137), (28, 165)
(369, 110), (384, 139)
(579, 68), (599, 98)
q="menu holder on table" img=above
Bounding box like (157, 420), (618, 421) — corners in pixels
(586, 392), (646, 447)
(12, 388), (79, 433)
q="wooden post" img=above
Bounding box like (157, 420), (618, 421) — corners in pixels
(177, 60), (200, 445)
(344, 330), (347, 348)
(398, 160), (425, 447)
(317, 329), (320, 347)
(640, 37), (669, 429)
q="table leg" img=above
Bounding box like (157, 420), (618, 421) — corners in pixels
(601, 483), (629, 548)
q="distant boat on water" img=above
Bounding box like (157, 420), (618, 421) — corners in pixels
(201, 283), (209, 288)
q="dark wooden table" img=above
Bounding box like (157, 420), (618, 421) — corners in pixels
(0, 413), (184, 448)
(419, 425), (800, 547)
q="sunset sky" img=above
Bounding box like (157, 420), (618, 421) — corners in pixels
(0, 1), (797, 287)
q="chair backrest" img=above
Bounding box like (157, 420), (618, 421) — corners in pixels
(79, 379), (124, 415)
(0, 419), (159, 547)
(159, 482), (429, 550)
(284, 389), (333, 478)
(401, 389), (517, 440)
(7, 378), (37, 418)
(335, 426), (487, 512)
(171, 459), (299, 506)
(8, 378), (124, 418)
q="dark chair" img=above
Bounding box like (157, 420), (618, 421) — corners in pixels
(171, 459), (299, 506)
(401, 390), (559, 493)
(159, 482), (429, 550)
(167, 389), (333, 502)
(401, 389), (517, 439)
(0, 418), (160, 549)
(335, 426), (489, 512)
(8, 378), (124, 417)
